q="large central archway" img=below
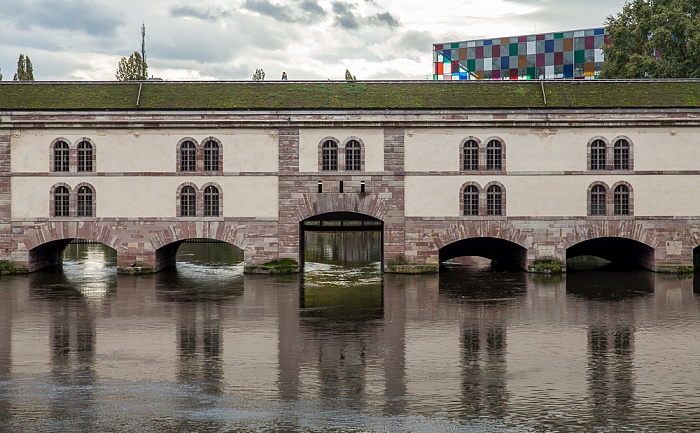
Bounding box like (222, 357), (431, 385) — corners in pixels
(439, 237), (528, 270)
(300, 212), (383, 268)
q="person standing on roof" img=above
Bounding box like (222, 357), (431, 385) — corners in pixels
(282, 72), (288, 80)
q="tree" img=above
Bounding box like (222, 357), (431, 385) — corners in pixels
(252, 68), (265, 81)
(601, 0), (700, 78)
(115, 51), (148, 81)
(345, 69), (356, 81)
(13, 54), (34, 81)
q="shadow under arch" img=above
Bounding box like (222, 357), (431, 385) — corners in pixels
(155, 238), (244, 271)
(439, 237), (527, 271)
(29, 238), (117, 272)
(566, 237), (655, 271)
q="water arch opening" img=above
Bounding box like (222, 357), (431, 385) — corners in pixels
(156, 238), (244, 271)
(566, 237), (655, 271)
(300, 212), (383, 268)
(439, 237), (527, 271)
(299, 212), (384, 319)
(28, 239), (118, 304)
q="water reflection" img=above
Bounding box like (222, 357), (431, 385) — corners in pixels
(2, 239), (700, 432)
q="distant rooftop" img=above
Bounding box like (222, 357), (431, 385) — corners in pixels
(0, 80), (699, 111)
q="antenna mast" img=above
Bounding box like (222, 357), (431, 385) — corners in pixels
(141, 23), (146, 78)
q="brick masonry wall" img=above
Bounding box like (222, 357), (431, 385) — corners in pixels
(11, 218), (278, 272)
(277, 127), (406, 268)
(404, 217), (699, 272)
(0, 134), (10, 261)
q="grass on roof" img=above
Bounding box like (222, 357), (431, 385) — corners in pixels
(0, 80), (698, 111)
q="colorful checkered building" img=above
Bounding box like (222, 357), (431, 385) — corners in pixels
(433, 27), (608, 80)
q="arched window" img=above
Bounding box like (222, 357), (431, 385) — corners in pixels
(77, 141), (93, 172)
(54, 141), (70, 172)
(77, 186), (93, 217)
(590, 139), (606, 170)
(486, 185), (502, 215)
(203, 185), (219, 217)
(486, 140), (502, 171)
(463, 185), (479, 216)
(54, 186), (70, 217)
(180, 186), (196, 217)
(322, 140), (338, 171)
(590, 184), (606, 215)
(614, 139), (630, 170)
(345, 140), (361, 171)
(614, 184), (630, 215)
(180, 141), (196, 172)
(463, 140), (478, 171)
(204, 140), (219, 172)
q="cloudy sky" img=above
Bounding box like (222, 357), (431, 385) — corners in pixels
(0, 0), (628, 81)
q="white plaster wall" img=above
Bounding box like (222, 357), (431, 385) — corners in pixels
(298, 129), (384, 172)
(11, 128), (278, 173)
(405, 175), (700, 217)
(12, 176), (278, 219)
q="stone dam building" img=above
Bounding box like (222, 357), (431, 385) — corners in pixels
(1, 80), (699, 274)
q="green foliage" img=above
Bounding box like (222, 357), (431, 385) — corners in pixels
(345, 69), (356, 81)
(13, 54), (34, 81)
(252, 68), (265, 81)
(528, 259), (565, 274)
(0, 261), (19, 274)
(115, 51), (148, 81)
(244, 259), (299, 274)
(602, 0), (700, 78)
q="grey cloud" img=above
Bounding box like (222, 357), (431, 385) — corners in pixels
(0, 0), (123, 37)
(170, 5), (231, 22)
(332, 2), (359, 29)
(370, 12), (400, 28)
(331, 2), (401, 30)
(243, 0), (326, 24)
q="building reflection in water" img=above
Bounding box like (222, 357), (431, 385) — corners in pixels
(440, 269), (526, 419)
(567, 270), (647, 428)
(26, 270), (102, 432)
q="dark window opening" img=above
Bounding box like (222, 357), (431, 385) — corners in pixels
(77, 186), (93, 217)
(204, 140), (219, 172)
(345, 140), (361, 171)
(180, 141), (196, 172)
(322, 141), (338, 171)
(486, 185), (502, 215)
(486, 140), (502, 171)
(181, 186), (196, 216)
(54, 141), (70, 172)
(54, 186), (70, 217)
(203, 185), (219, 217)
(463, 185), (479, 216)
(463, 140), (478, 171)
(590, 185), (606, 215)
(77, 141), (93, 172)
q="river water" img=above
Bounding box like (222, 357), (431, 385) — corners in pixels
(1, 233), (700, 432)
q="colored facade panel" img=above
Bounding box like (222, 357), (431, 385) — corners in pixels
(433, 27), (606, 80)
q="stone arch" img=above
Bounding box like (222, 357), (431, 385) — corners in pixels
(566, 236), (655, 270)
(295, 192), (389, 222)
(439, 236), (528, 269)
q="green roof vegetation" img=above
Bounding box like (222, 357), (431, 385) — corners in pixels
(0, 80), (699, 111)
